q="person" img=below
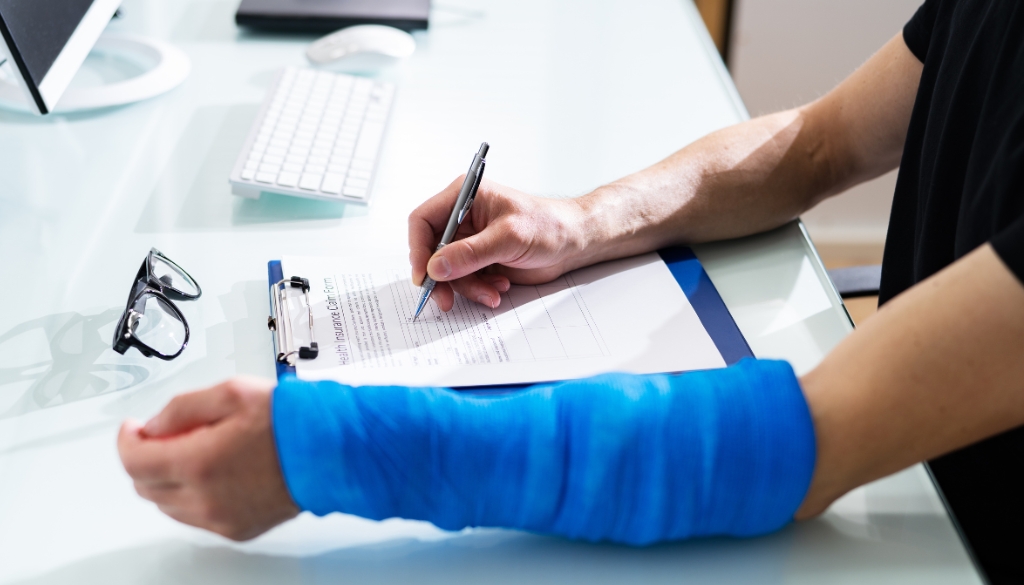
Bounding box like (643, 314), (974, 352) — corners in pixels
(119, 0), (1024, 555)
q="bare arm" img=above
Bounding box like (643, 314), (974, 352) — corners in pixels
(796, 245), (1024, 517)
(572, 32), (923, 263)
(408, 33), (923, 310)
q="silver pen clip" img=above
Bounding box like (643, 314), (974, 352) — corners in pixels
(457, 159), (486, 224)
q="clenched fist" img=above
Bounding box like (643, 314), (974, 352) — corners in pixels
(118, 377), (298, 541)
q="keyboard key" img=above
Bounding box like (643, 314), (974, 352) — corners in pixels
(355, 122), (384, 160)
(234, 68), (393, 204)
(299, 173), (323, 191)
(321, 173), (344, 194)
(344, 186), (367, 199)
(277, 172), (299, 187)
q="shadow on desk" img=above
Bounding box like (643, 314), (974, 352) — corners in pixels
(0, 309), (147, 420)
(7, 513), (974, 585)
(0, 280), (274, 425)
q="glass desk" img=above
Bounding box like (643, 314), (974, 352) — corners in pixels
(0, 0), (982, 582)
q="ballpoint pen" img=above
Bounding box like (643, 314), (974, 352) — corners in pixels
(412, 142), (489, 321)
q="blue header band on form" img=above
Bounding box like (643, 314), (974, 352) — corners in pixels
(269, 249), (752, 383)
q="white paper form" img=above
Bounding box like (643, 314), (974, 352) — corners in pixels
(281, 253), (726, 387)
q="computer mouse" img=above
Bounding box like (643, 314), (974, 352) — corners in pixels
(307, 25), (416, 71)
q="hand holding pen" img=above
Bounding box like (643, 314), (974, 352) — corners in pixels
(412, 143), (490, 320)
(408, 146), (603, 317)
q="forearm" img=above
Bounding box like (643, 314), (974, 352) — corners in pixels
(796, 245), (1024, 518)
(272, 361), (816, 544)
(571, 107), (836, 264)
(569, 33), (921, 266)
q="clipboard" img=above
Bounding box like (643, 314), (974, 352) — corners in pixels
(267, 247), (753, 386)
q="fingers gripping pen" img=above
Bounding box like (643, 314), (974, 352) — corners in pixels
(413, 143), (489, 321)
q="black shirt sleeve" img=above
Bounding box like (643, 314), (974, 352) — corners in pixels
(903, 0), (940, 62)
(991, 216), (1024, 287)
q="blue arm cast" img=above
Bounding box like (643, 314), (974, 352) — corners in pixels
(271, 358), (816, 545)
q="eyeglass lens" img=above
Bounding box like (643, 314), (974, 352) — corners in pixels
(131, 293), (187, 356)
(152, 254), (200, 297)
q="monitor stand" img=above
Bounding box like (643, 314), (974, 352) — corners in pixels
(0, 33), (190, 114)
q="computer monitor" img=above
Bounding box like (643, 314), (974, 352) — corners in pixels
(0, 0), (121, 114)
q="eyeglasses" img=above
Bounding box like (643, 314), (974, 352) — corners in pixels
(112, 248), (201, 360)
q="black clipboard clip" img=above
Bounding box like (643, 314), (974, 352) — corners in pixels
(268, 276), (319, 365)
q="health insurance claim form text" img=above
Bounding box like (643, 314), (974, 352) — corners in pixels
(280, 253), (727, 388)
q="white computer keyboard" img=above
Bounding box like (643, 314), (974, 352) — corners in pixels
(229, 67), (395, 204)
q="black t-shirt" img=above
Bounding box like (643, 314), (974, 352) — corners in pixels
(882, 0), (1024, 303)
(884, 3), (1024, 582)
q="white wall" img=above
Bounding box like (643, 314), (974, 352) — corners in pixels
(729, 0), (922, 244)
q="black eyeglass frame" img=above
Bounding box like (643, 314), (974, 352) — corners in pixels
(112, 248), (202, 360)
